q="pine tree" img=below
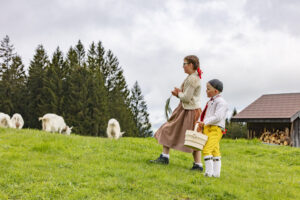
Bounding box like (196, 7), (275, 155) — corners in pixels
(27, 45), (49, 128)
(232, 108), (237, 116)
(67, 65), (89, 135)
(75, 40), (85, 66)
(130, 81), (153, 137)
(0, 36), (27, 117)
(95, 42), (109, 135)
(63, 47), (77, 130)
(85, 42), (109, 136)
(64, 41), (90, 135)
(95, 41), (105, 71)
(230, 108), (237, 123)
(0, 35), (16, 79)
(103, 50), (137, 136)
(7, 56), (27, 116)
(0, 35), (15, 113)
(39, 47), (65, 115)
(101, 50), (118, 91)
(62, 46), (78, 114)
(64, 47), (78, 76)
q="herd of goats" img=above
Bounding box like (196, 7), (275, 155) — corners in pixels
(0, 112), (124, 139)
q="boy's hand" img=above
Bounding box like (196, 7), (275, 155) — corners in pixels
(197, 121), (204, 132)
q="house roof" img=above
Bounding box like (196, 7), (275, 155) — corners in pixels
(232, 93), (300, 123)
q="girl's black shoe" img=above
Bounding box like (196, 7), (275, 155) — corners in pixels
(191, 162), (203, 171)
(149, 154), (169, 164)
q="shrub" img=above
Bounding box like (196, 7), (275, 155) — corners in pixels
(225, 122), (247, 139)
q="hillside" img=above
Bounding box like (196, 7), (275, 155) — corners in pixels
(0, 128), (299, 200)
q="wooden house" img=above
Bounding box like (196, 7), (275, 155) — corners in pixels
(232, 93), (300, 147)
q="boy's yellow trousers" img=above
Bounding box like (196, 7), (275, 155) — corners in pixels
(202, 125), (223, 157)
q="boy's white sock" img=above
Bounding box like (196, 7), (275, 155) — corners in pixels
(204, 156), (213, 177)
(213, 157), (221, 178)
(195, 162), (203, 167)
(162, 153), (169, 159)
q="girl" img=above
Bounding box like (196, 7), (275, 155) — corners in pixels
(150, 55), (203, 170)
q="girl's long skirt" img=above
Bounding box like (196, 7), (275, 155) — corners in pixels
(154, 103), (201, 153)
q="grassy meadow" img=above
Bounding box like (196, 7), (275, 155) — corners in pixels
(0, 128), (299, 200)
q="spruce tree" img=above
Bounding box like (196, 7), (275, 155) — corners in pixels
(67, 65), (89, 135)
(75, 40), (85, 66)
(103, 50), (137, 136)
(64, 47), (78, 77)
(0, 35), (15, 113)
(62, 46), (78, 115)
(230, 108), (237, 123)
(130, 81), (153, 137)
(0, 36), (27, 118)
(27, 45), (49, 128)
(0, 35), (16, 79)
(101, 50), (118, 90)
(85, 42), (109, 136)
(39, 47), (65, 115)
(64, 42), (90, 135)
(7, 56), (27, 116)
(95, 42), (110, 135)
(95, 41), (105, 70)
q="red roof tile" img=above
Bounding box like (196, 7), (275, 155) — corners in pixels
(233, 93), (300, 119)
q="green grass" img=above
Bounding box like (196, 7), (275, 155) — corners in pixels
(0, 128), (299, 200)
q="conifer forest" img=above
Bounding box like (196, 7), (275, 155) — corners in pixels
(0, 35), (153, 137)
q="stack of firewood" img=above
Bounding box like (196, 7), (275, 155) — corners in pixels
(259, 129), (290, 146)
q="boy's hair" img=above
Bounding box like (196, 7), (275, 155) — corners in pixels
(184, 55), (199, 70)
(208, 79), (223, 92)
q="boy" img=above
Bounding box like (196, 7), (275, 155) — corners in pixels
(198, 79), (228, 177)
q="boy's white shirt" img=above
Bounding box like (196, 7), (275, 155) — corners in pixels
(203, 94), (228, 129)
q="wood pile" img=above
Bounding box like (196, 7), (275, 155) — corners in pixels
(259, 129), (290, 146)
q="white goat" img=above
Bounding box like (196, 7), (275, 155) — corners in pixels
(106, 118), (124, 139)
(39, 113), (72, 135)
(11, 113), (24, 129)
(0, 112), (13, 128)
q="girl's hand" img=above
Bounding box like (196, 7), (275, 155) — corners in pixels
(175, 87), (182, 93)
(171, 88), (178, 97)
(171, 87), (180, 97)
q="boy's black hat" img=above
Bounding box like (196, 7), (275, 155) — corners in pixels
(208, 79), (223, 92)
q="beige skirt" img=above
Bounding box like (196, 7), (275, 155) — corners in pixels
(154, 103), (202, 153)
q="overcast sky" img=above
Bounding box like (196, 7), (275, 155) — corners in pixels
(1, 0), (300, 131)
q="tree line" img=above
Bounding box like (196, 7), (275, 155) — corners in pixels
(0, 35), (153, 137)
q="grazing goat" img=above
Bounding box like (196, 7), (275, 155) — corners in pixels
(106, 118), (124, 139)
(11, 113), (24, 129)
(39, 113), (72, 135)
(0, 112), (13, 128)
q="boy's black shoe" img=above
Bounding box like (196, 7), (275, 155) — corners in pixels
(190, 162), (203, 171)
(149, 154), (169, 164)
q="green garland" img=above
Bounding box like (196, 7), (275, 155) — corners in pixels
(165, 94), (173, 121)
